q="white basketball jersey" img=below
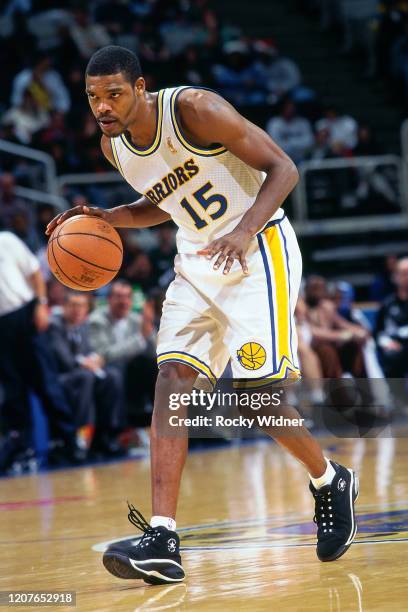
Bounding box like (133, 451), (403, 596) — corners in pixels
(110, 86), (284, 253)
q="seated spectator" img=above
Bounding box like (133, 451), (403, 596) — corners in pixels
(68, 7), (111, 60)
(307, 126), (336, 161)
(48, 291), (126, 457)
(305, 275), (369, 377)
(149, 222), (177, 289)
(295, 297), (325, 405)
(266, 99), (314, 164)
(376, 257), (408, 377)
(315, 106), (358, 151)
(11, 53), (70, 114)
(212, 40), (267, 106)
(2, 89), (49, 145)
(369, 254), (398, 301)
(253, 40), (302, 101)
(88, 281), (157, 426)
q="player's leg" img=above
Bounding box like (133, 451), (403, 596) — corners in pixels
(150, 362), (197, 518)
(228, 217), (358, 562)
(103, 266), (228, 584)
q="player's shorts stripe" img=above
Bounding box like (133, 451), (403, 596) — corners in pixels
(234, 357), (301, 388)
(257, 234), (277, 372)
(261, 215), (286, 232)
(278, 223), (295, 365)
(265, 226), (291, 366)
(120, 90), (164, 156)
(157, 351), (216, 386)
(170, 88), (227, 157)
(110, 138), (125, 177)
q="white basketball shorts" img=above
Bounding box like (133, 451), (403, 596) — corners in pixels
(157, 215), (302, 389)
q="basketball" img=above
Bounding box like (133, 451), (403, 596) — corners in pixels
(47, 215), (123, 291)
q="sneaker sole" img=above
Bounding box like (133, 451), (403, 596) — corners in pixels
(103, 551), (185, 585)
(319, 469), (359, 562)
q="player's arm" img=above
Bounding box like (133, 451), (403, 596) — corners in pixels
(179, 90), (299, 274)
(46, 135), (170, 236)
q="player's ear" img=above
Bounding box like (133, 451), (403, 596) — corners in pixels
(134, 77), (145, 97)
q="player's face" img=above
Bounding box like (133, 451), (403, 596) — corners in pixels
(85, 73), (142, 137)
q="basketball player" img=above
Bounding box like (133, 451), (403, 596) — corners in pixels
(47, 46), (359, 584)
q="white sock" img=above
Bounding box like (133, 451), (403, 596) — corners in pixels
(309, 457), (336, 489)
(151, 515), (176, 532)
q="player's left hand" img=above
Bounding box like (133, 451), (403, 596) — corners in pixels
(197, 227), (252, 275)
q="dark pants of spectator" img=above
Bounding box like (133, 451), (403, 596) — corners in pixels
(313, 340), (366, 378)
(0, 301), (75, 446)
(59, 366), (126, 437)
(379, 347), (408, 378)
(124, 354), (157, 427)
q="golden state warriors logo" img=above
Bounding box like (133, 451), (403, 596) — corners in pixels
(237, 342), (266, 370)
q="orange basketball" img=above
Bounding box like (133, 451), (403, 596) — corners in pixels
(47, 215), (123, 291)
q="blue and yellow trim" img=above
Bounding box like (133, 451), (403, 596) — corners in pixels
(234, 357), (301, 389)
(110, 138), (125, 178)
(157, 351), (217, 389)
(255, 222), (300, 386)
(170, 87), (227, 157)
(120, 89), (164, 156)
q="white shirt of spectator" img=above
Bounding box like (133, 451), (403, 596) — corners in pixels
(0, 231), (39, 317)
(111, 318), (130, 344)
(315, 116), (358, 150)
(266, 116), (314, 164)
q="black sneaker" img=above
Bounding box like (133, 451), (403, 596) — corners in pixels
(310, 461), (359, 562)
(103, 503), (185, 585)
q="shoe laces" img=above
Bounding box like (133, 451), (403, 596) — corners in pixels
(127, 502), (159, 548)
(312, 489), (335, 534)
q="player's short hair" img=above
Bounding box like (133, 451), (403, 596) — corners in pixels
(86, 46), (142, 85)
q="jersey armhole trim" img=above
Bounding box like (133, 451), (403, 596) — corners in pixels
(110, 138), (125, 177)
(120, 89), (164, 156)
(170, 87), (228, 157)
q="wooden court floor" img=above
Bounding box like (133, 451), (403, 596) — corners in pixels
(0, 436), (407, 611)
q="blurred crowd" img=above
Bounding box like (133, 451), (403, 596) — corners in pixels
(298, 0), (408, 92)
(0, 0), (403, 184)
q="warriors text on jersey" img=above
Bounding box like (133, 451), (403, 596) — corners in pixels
(111, 86), (302, 386)
(110, 86), (284, 253)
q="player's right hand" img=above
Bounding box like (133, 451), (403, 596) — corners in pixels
(45, 205), (109, 236)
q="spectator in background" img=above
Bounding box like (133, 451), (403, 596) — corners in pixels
(11, 53), (71, 114)
(2, 89), (49, 145)
(68, 7), (111, 60)
(295, 297), (325, 405)
(315, 106), (358, 151)
(266, 99), (314, 164)
(88, 281), (157, 426)
(8, 206), (41, 253)
(305, 275), (369, 377)
(253, 40), (302, 102)
(0, 173), (32, 231)
(307, 126), (335, 160)
(376, 257), (408, 377)
(370, 254), (398, 301)
(124, 248), (156, 292)
(212, 40), (267, 106)
(48, 291), (126, 457)
(0, 231), (79, 473)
